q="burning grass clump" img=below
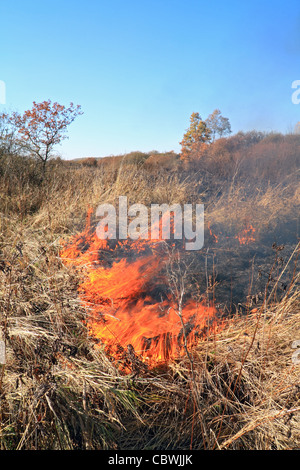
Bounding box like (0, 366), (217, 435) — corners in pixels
(59, 210), (225, 372)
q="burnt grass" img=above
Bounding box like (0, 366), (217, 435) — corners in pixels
(189, 229), (299, 315)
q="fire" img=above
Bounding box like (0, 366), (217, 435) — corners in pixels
(207, 221), (256, 246)
(208, 221), (219, 244)
(235, 224), (256, 245)
(60, 210), (221, 370)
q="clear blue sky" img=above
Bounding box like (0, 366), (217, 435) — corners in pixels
(1, 0), (300, 159)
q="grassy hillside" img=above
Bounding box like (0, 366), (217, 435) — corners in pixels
(0, 132), (299, 449)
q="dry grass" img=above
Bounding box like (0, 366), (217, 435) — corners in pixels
(0, 157), (299, 450)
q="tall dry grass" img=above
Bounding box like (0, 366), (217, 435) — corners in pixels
(0, 153), (299, 449)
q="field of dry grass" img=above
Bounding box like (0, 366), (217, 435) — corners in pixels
(0, 140), (299, 450)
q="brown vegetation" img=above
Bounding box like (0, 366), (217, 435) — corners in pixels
(0, 128), (299, 449)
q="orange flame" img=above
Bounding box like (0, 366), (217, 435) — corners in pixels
(60, 210), (222, 370)
(208, 221), (219, 244)
(207, 222), (256, 246)
(235, 224), (256, 245)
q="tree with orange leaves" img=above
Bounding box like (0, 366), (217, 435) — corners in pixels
(11, 100), (83, 173)
(179, 112), (211, 162)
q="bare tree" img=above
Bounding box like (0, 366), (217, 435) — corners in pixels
(0, 112), (22, 156)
